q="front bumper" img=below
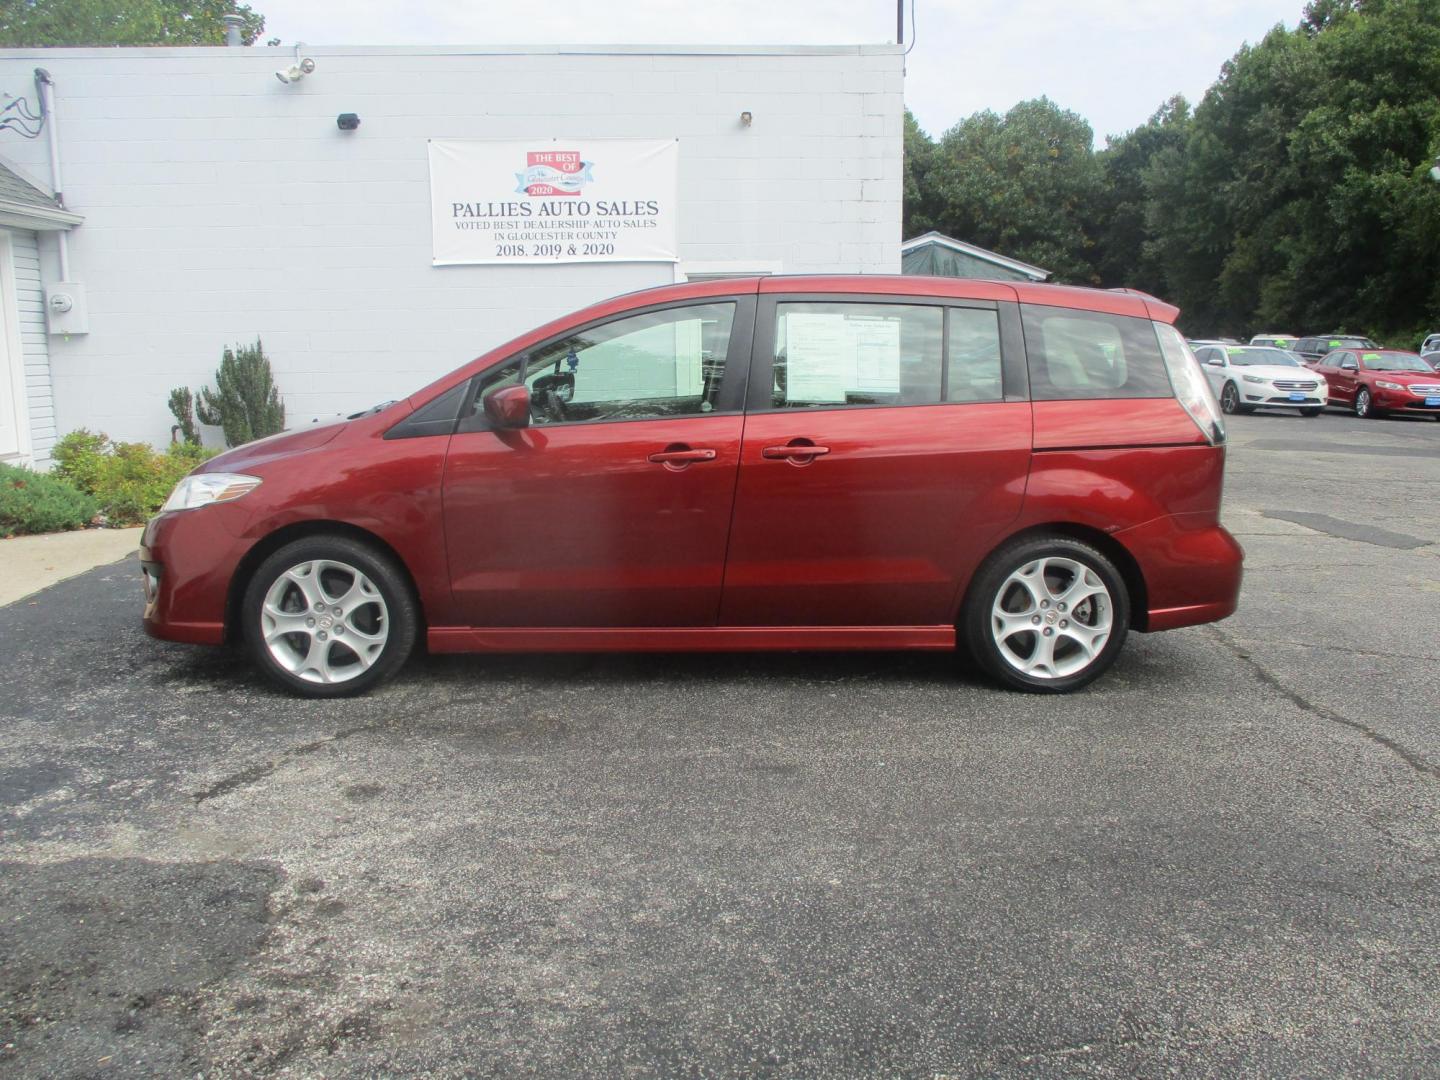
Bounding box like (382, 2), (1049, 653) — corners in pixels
(1371, 388), (1440, 414)
(140, 507), (254, 645)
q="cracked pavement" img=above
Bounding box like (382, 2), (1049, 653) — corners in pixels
(2, 411), (1439, 1078)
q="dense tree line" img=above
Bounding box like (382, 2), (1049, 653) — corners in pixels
(0, 0), (266, 47)
(905, 0), (1440, 343)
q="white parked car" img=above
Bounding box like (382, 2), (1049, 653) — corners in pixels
(1191, 344), (1328, 416)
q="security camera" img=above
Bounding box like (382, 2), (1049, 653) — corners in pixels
(275, 57), (316, 84)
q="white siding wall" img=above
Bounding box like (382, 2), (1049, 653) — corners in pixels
(0, 45), (904, 447)
(7, 229), (55, 463)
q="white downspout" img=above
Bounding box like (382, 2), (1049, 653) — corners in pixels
(33, 68), (69, 281)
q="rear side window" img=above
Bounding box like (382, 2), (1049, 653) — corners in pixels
(771, 303), (943, 408)
(1022, 305), (1173, 400)
(946, 308), (1004, 403)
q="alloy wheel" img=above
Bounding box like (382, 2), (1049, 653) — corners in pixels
(990, 557), (1114, 680)
(260, 560), (389, 684)
(1355, 388), (1370, 417)
(1220, 383), (1239, 414)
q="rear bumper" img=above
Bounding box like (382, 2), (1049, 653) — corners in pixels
(140, 508), (253, 646)
(1115, 513), (1244, 632)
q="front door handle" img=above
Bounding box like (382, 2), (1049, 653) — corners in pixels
(762, 442), (831, 462)
(648, 446), (717, 468)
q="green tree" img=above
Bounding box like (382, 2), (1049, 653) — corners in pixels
(0, 0), (265, 47)
(1142, 0), (1440, 338)
(902, 110), (939, 239)
(923, 98), (1103, 283)
(1092, 96), (1191, 298)
(196, 339), (285, 447)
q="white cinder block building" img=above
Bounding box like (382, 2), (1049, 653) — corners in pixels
(0, 43), (904, 464)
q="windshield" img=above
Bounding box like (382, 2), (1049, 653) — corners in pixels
(1359, 352), (1429, 373)
(1227, 347), (1301, 368)
(1327, 337), (1377, 349)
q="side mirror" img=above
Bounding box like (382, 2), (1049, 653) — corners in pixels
(1205, 357), (1223, 367)
(483, 383), (531, 429)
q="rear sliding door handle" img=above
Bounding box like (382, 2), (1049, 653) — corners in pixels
(647, 447), (717, 468)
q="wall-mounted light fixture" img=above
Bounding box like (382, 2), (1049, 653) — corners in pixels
(276, 57), (315, 84)
(337, 113), (360, 132)
(276, 43), (315, 84)
(739, 111), (753, 127)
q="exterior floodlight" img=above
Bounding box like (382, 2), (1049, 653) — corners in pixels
(275, 54), (316, 84)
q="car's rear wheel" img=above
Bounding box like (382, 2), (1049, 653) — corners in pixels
(962, 536), (1130, 694)
(242, 535), (417, 697)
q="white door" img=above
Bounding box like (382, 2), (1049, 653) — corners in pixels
(0, 233), (24, 460)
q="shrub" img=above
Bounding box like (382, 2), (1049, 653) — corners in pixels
(51, 430), (219, 526)
(196, 338), (285, 447)
(168, 386), (201, 446)
(51, 428), (109, 494)
(0, 463), (98, 536)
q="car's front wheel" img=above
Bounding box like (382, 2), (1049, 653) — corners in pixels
(242, 535), (417, 697)
(962, 536), (1130, 694)
(1354, 387), (1381, 419)
(1219, 382), (1248, 415)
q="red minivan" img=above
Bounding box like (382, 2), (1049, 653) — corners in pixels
(141, 276), (1242, 697)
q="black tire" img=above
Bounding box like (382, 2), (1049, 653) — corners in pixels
(1299, 407), (1323, 417)
(242, 534), (418, 698)
(1219, 382), (1242, 414)
(962, 536), (1131, 694)
(1354, 387), (1381, 419)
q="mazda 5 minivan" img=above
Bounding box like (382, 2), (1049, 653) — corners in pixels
(141, 276), (1243, 697)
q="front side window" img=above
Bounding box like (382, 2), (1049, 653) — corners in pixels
(1022, 305), (1172, 400)
(463, 302), (737, 429)
(771, 303), (944, 408)
(521, 303), (735, 425)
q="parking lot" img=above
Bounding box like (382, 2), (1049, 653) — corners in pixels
(2, 409), (1438, 1078)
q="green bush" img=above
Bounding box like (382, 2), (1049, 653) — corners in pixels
(0, 463), (98, 536)
(52, 430), (219, 526)
(50, 429), (109, 495)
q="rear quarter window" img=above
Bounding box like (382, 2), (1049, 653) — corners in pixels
(1021, 305), (1173, 401)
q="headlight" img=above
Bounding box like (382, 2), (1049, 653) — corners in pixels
(1243, 374), (1267, 384)
(161, 473), (262, 513)
(1374, 380), (1403, 390)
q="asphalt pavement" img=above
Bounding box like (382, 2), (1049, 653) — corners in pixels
(2, 409), (1438, 1078)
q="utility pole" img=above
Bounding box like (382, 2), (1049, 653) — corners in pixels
(897, 0), (905, 45)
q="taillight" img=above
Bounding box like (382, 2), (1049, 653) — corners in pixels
(1154, 322), (1225, 445)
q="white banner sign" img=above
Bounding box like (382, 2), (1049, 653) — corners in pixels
(428, 138), (679, 266)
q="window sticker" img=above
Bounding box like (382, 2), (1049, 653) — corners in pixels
(1329, 340), (1342, 347)
(784, 314), (851, 403)
(1362, 352), (1381, 361)
(849, 317), (902, 394)
(783, 312), (902, 402)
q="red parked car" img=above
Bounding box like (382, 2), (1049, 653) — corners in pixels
(141, 277), (1243, 697)
(1310, 348), (1440, 418)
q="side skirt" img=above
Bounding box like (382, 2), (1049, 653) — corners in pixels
(427, 626), (957, 654)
